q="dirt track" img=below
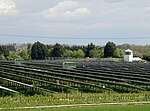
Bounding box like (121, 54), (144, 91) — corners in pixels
(0, 101), (150, 110)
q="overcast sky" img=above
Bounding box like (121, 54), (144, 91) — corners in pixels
(0, 0), (150, 45)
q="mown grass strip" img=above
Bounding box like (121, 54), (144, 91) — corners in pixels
(1, 102), (150, 111)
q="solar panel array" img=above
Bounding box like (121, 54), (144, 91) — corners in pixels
(0, 61), (150, 95)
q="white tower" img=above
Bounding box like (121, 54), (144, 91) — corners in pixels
(124, 49), (133, 62)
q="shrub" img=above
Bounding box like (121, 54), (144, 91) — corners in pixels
(143, 53), (150, 61)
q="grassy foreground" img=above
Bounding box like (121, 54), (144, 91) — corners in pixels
(2, 104), (150, 111)
(0, 92), (150, 108)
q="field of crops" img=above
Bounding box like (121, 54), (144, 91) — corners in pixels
(0, 60), (150, 96)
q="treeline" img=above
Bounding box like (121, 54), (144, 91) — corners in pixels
(30, 41), (124, 60)
(0, 41), (150, 61)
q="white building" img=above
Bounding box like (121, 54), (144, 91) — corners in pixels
(124, 49), (143, 62)
(124, 49), (133, 62)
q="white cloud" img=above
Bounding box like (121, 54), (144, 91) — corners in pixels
(1, 0), (150, 45)
(64, 8), (89, 17)
(83, 0), (150, 29)
(42, 0), (90, 19)
(0, 0), (18, 16)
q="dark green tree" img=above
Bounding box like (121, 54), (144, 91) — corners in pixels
(85, 43), (95, 57)
(51, 43), (64, 57)
(0, 45), (9, 58)
(104, 42), (117, 58)
(31, 41), (48, 60)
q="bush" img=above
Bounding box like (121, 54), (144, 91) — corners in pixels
(113, 48), (124, 58)
(0, 54), (5, 60)
(143, 53), (150, 61)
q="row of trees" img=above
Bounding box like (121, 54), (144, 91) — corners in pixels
(1, 41), (150, 61)
(30, 41), (124, 60)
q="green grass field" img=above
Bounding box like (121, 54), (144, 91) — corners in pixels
(0, 92), (150, 108)
(3, 104), (150, 111)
